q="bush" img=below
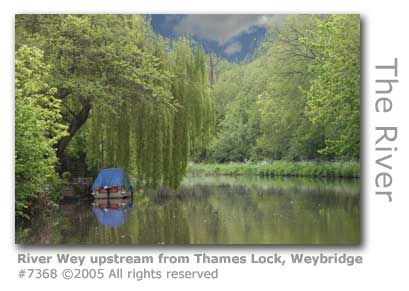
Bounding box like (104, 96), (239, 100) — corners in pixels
(189, 161), (360, 178)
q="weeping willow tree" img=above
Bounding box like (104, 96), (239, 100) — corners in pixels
(85, 38), (214, 189)
(15, 14), (214, 189)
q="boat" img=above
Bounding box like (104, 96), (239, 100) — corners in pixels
(91, 168), (133, 199)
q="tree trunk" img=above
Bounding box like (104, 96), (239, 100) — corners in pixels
(56, 101), (92, 169)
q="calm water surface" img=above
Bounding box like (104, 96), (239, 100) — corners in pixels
(18, 175), (360, 244)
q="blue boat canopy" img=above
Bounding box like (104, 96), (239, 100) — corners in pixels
(91, 168), (132, 191)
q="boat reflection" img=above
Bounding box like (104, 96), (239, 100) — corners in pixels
(92, 197), (133, 227)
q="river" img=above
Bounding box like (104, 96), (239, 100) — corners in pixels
(17, 175), (360, 244)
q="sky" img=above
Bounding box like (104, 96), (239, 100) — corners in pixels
(150, 15), (283, 62)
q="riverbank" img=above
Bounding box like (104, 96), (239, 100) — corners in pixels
(188, 161), (360, 178)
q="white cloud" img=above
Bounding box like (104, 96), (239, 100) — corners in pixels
(172, 15), (284, 44)
(224, 42), (242, 55)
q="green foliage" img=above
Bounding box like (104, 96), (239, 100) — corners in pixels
(165, 40), (215, 187)
(15, 46), (68, 219)
(255, 15), (325, 160)
(210, 57), (270, 162)
(303, 15), (360, 159)
(85, 37), (214, 189)
(15, 14), (360, 217)
(16, 15), (215, 190)
(209, 15), (360, 162)
(189, 161), (360, 178)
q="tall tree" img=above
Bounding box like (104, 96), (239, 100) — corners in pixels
(16, 15), (215, 189)
(15, 46), (67, 218)
(15, 15), (173, 162)
(256, 15), (324, 160)
(304, 15), (360, 159)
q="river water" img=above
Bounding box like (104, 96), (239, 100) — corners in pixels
(17, 175), (360, 244)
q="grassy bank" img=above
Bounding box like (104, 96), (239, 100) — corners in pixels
(188, 161), (360, 178)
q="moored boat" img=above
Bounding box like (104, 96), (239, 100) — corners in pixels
(91, 168), (133, 199)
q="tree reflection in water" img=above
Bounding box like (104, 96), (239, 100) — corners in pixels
(16, 176), (360, 245)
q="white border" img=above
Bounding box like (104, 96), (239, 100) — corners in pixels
(1, 0), (409, 289)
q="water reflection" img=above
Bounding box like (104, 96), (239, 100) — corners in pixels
(92, 198), (133, 228)
(16, 175), (360, 244)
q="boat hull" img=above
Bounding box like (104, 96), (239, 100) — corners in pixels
(93, 191), (131, 199)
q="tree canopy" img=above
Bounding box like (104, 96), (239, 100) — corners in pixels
(207, 15), (360, 162)
(15, 14), (360, 219)
(15, 15), (215, 219)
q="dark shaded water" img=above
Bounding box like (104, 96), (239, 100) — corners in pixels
(16, 175), (360, 244)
